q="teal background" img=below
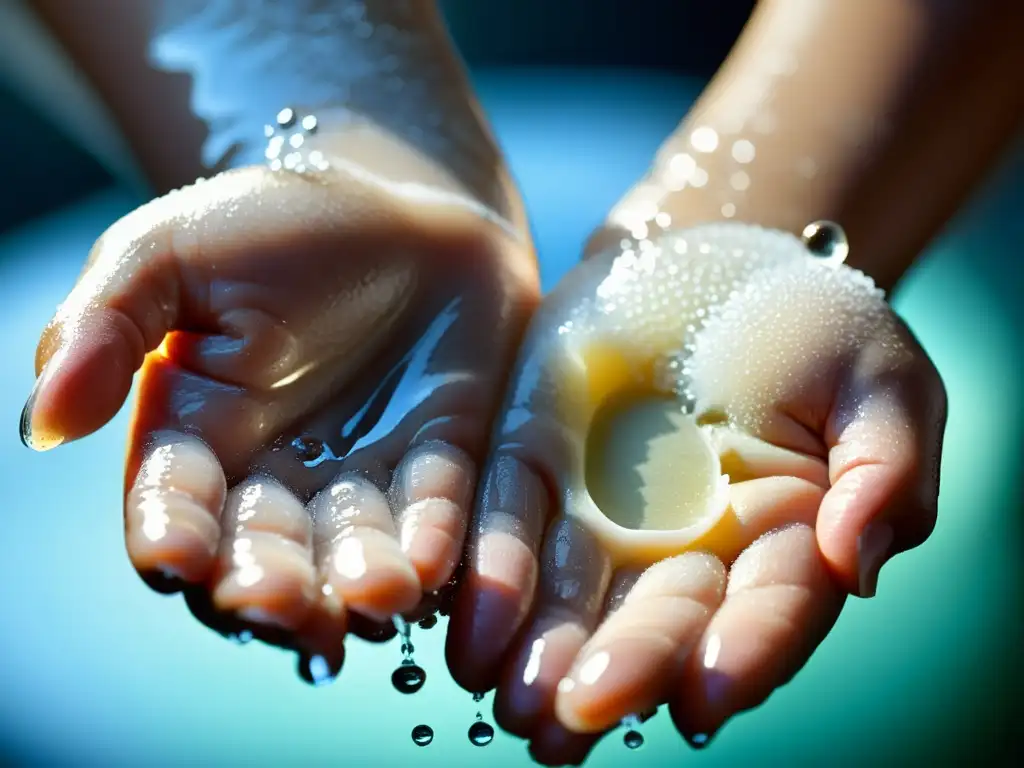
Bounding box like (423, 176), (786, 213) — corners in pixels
(0, 67), (1021, 766)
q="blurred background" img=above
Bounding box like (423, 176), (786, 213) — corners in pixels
(0, 0), (1021, 765)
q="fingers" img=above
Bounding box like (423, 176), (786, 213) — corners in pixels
(818, 332), (947, 597)
(124, 431), (226, 583)
(210, 477), (316, 631)
(388, 440), (476, 592)
(555, 553), (727, 734)
(310, 471), (421, 623)
(447, 453), (550, 692)
(493, 516), (613, 738)
(528, 722), (602, 767)
(670, 524), (844, 745)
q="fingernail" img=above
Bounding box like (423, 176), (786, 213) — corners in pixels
(19, 355), (64, 452)
(857, 522), (894, 598)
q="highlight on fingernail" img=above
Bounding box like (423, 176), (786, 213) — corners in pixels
(19, 397), (64, 452)
(702, 634), (722, 669)
(19, 351), (66, 452)
(575, 650), (611, 685)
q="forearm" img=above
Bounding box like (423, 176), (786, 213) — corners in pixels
(607, 0), (1024, 292)
(30, 0), (517, 224)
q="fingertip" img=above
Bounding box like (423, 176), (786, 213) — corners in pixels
(446, 566), (524, 692)
(22, 316), (141, 450)
(125, 432), (227, 585)
(817, 462), (935, 597)
(399, 498), (465, 592)
(446, 531), (541, 692)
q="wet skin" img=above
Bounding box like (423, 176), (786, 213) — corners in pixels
(26, 0), (1017, 758)
(447, 227), (946, 765)
(21, 150), (539, 676)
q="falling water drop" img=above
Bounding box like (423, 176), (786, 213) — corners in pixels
(391, 616), (426, 694)
(411, 725), (434, 747)
(418, 614), (438, 630)
(391, 662), (427, 694)
(624, 730), (644, 750)
(468, 721), (494, 747)
(621, 713), (645, 750)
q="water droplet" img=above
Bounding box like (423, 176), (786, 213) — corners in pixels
(418, 614), (438, 630)
(624, 730), (644, 749)
(392, 664), (426, 694)
(230, 629), (253, 645)
(468, 721), (494, 746)
(801, 220), (849, 265)
(292, 436), (325, 463)
(472, 692), (484, 703)
(401, 642), (415, 656)
(300, 654), (334, 687)
(276, 107), (296, 128)
(411, 724), (434, 747)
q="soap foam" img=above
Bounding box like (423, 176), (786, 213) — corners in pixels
(554, 222), (900, 438)
(561, 224), (827, 394)
(683, 250), (897, 436)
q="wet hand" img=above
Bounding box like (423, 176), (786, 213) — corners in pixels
(21, 151), (538, 677)
(445, 222), (946, 764)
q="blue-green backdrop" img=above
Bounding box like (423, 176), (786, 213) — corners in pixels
(0, 2), (1020, 766)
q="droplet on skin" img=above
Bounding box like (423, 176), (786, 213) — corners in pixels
(730, 171), (751, 191)
(731, 139), (756, 163)
(800, 221), (850, 265)
(666, 152), (697, 189)
(276, 107), (296, 128)
(690, 126), (720, 153)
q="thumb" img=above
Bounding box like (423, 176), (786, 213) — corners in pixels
(20, 200), (184, 450)
(20, 169), (296, 450)
(815, 327), (947, 597)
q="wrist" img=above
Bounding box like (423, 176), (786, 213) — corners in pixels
(149, 1), (513, 216)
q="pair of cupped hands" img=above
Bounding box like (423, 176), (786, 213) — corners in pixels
(20, 120), (946, 766)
